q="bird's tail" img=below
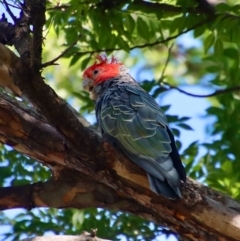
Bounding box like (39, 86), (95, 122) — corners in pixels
(147, 173), (181, 199)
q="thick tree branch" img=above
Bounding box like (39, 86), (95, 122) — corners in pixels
(0, 92), (240, 241)
(0, 171), (137, 211)
(31, 0), (46, 69)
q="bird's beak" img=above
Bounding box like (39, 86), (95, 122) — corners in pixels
(82, 78), (94, 93)
(82, 78), (97, 100)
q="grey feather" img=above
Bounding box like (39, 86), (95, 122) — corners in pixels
(95, 76), (186, 199)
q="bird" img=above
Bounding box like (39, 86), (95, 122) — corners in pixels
(82, 54), (186, 199)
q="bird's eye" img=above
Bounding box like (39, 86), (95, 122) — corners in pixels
(93, 69), (99, 75)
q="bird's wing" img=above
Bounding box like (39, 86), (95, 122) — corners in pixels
(97, 84), (185, 197)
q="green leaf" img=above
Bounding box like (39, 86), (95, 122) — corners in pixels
(224, 47), (239, 60)
(204, 33), (215, 53)
(117, 36), (130, 52)
(215, 2), (232, 13)
(177, 123), (193, 131)
(214, 38), (223, 57)
(171, 128), (180, 137)
(170, 17), (182, 34)
(222, 161), (232, 174)
(81, 56), (91, 70)
(137, 17), (149, 41)
(231, 26), (240, 45)
(194, 26), (205, 38)
(161, 104), (171, 112)
(69, 54), (82, 67)
(125, 14), (135, 33)
(178, 116), (191, 121)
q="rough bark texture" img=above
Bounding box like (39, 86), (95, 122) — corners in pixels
(0, 1), (240, 241)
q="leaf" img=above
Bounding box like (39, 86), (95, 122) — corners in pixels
(171, 128), (180, 137)
(70, 54), (81, 67)
(175, 139), (182, 150)
(161, 104), (171, 112)
(117, 36), (130, 52)
(170, 17), (182, 34)
(81, 56), (91, 70)
(215, 2), (232, 13)
(182, 143), (199, 159)
(72, 211), (85, 228)
(137, 17), (149, 41)
(224, 47), (239, 60)
(194, 26), (205, 38)
(140, 80), (156, 92)
(178, 116), (191, 121)
(204, 33), (215, 53)
(125, 14), (135, 33)
(214, 38), (223, 57)
(177, 123), (193, 131)
(152, 86), (167, 98)
(222, 161), (232, 174)
(231, 26), (240, 45)
(216, 16), (234, 35)
(206, 106), (223, 115)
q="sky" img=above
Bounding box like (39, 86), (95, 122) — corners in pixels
(0, 4), (214, 241)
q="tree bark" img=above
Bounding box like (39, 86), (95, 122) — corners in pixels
(0, 90), (240, 241)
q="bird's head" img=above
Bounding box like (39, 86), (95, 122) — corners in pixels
(82, 54), (128, 100)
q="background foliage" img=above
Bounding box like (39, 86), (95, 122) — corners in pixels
(1, 0), (240, 240)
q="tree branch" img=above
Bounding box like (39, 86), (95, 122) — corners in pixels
(45, 0), (216, 15)
(0, 171), (135, 211)
(0, 1), (22, 10)
(162, 82), (240, 98)
(20, 231), (112, 241)
(75, 17), (212, 56)
(31, 0), (46, 69)
(0, 91), (240, 241)
(41, 36), (80, 67)
(2, 0), (17, 22)
(159, 43), (174, 84)
(129, 1), (215, 15)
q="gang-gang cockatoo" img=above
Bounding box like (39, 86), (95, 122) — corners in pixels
(82, 54), (186, 199)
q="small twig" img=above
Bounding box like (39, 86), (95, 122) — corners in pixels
(162, 82), (240, 98)
(158, 43), (174, 84)
(41, 36), (80, 67)
(0, 1), (22, 10)
(2, 0), (17, 22)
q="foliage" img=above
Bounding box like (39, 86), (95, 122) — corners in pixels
(1, 0), (240, 240)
